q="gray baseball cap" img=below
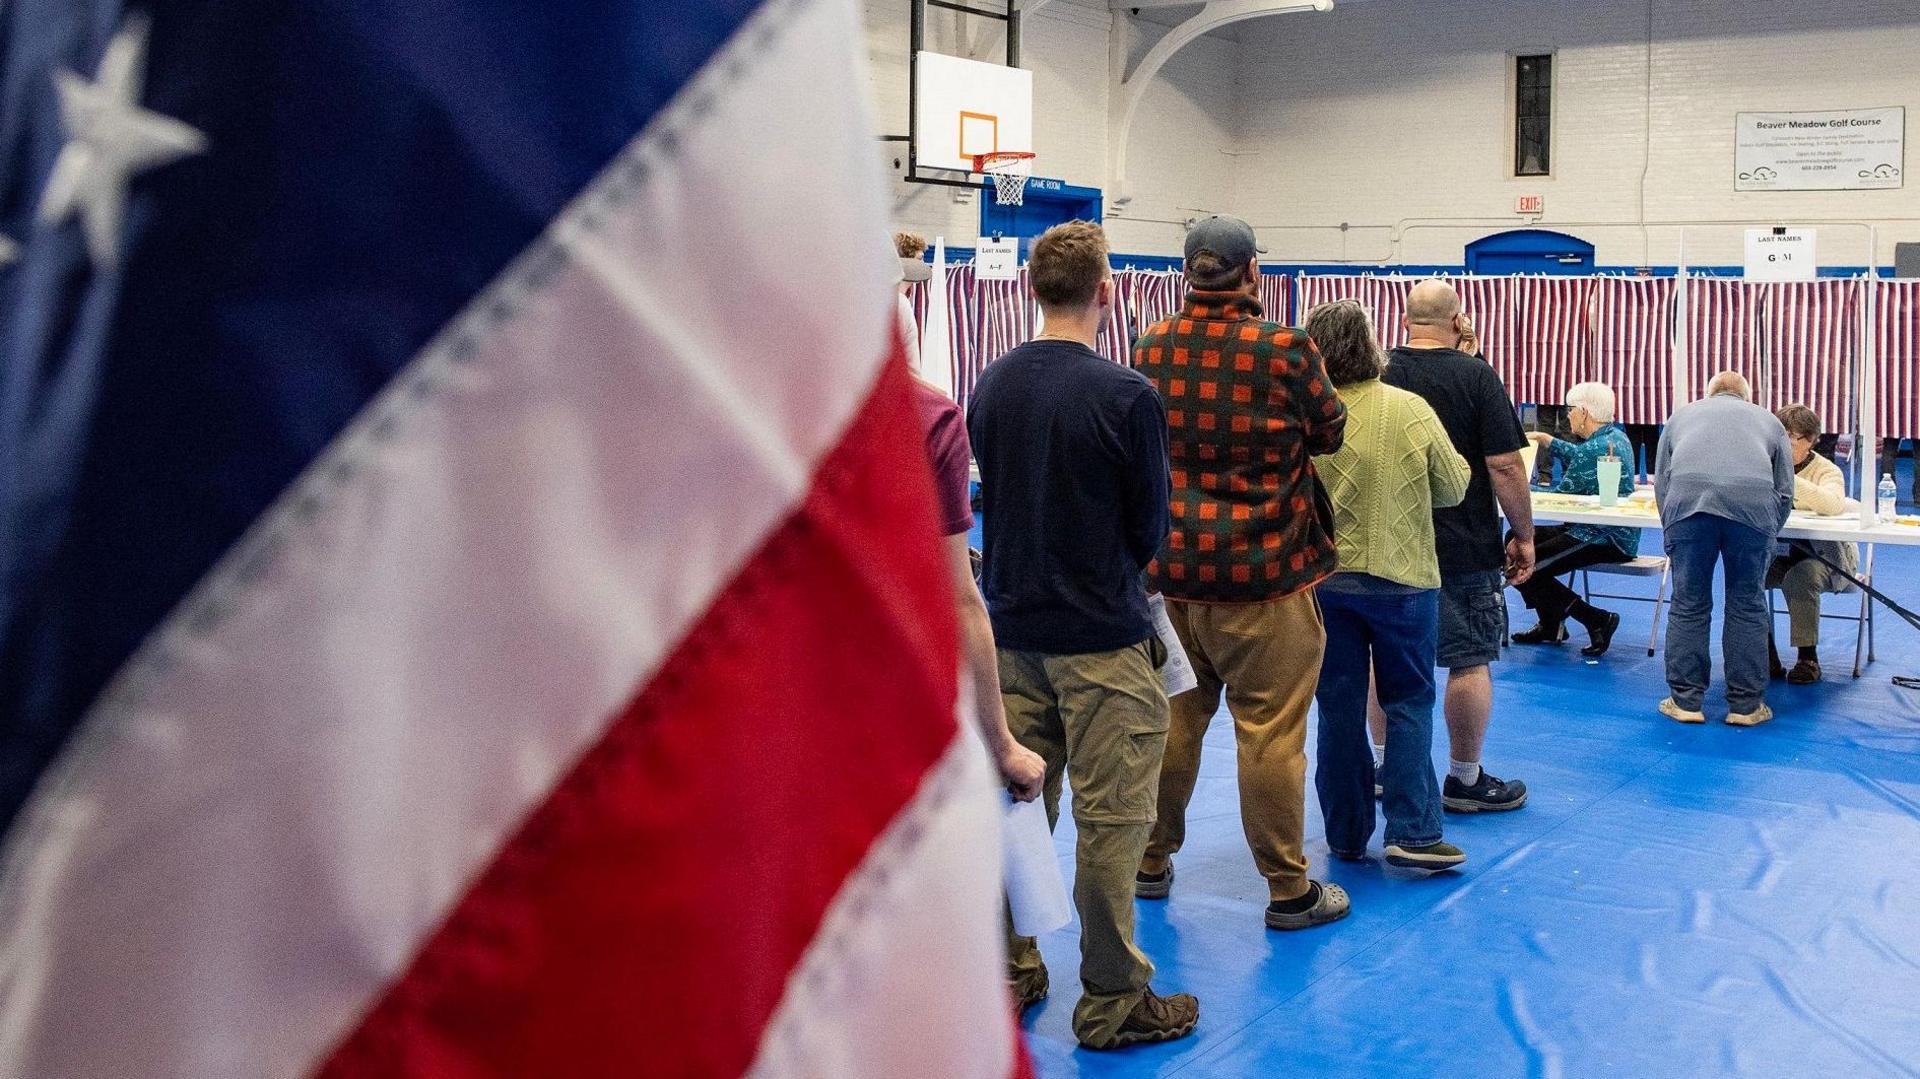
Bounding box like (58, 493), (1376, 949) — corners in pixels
(900, 257), (932, 283)
(1184, 214), (1266, 268)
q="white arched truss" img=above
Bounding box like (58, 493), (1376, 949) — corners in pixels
(1108, 0), (1334, 205)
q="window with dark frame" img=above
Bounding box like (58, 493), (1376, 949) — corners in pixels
(1514, 53), (1552, 176)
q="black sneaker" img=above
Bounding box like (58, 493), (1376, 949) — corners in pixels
(1078, 986), (1199, 1050)
(1442, 770), (1528, 813)
(1135, 862), (1173, 900)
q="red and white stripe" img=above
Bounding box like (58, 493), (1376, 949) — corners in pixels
(1878, 279), (1920, 440)
(1508, 276), (1595, 407)
(1765, 279), (1860, 428)
(1685, 277), (1762, 403)
(0, 3), (1019, 1076)
(1128, 269), (1186, 334)
(976, 269), (1037, 373)
(1454, 275), (1515, 366)
(1295, 275), (1406, 349)
(1591, 277), (1675, 425)
(1258, 271), (1292, 328)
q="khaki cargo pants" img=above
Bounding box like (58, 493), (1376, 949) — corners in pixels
(1141, 590), (1324, 903)
(999, 638), (1169, 1046)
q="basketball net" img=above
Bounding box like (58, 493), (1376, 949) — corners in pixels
(974, 151), (1036, 206)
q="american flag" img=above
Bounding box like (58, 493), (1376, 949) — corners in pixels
(0, 3), (1020, 1076)
(1878, 279), (1920, 440)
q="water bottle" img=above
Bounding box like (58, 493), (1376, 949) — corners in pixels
(1878, 473), (1898, 522)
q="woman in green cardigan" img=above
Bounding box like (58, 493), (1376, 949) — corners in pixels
(1304, 301), (1472, 872)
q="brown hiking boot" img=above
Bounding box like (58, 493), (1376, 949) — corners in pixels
(1010, 966), (1048, 1017)
(1078, 986), (1199, 1050)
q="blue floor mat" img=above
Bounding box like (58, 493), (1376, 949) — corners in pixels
(1020, 510), (1920, 1078)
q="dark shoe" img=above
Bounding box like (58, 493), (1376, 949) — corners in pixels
(1011, 966), (1049, 1017)
(1511, 621), (1568, 645)
(1265, 881), (1352, 930)
(1135, 862), (1173, 901)
(1443, 770), (1529, 813)
(1329, 846), (1368, 862)
(1079, 987), (1200, 1050)
(1578, 610), (1620, 657)
(1384, 841), (1468, 871)
(1787, 659), (1822, 684)
(1769, 658), (1788, 681)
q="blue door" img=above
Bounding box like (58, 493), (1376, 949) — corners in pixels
(1465, 229), (1595, 275)
(979, 178), (1103, 254)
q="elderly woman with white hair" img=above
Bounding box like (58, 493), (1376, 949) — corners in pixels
(1514, 381), (1639, 656)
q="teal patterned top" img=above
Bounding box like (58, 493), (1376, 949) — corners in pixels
(1549, 423), (1640, 556)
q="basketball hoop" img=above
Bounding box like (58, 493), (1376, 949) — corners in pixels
(974, 151), (1036, 206)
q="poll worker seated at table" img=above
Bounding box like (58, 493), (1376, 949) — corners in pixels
(1513, 382), (1636, 656)
(1767, 405), (1859, 685)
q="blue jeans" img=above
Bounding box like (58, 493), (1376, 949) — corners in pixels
(1663, 513), (1774, 713)
(1314, 583), (1444, 852)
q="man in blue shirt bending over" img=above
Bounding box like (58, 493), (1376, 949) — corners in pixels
(1654, 370), (1795, 727)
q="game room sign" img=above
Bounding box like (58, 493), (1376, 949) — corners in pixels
(1736, 107), (1904, 191)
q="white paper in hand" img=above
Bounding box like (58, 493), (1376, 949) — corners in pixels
(1002, 794), (1071, 937)
(1147, 593), (1199, 697)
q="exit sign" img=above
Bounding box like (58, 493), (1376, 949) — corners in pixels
(1515, 194), (1545, 214)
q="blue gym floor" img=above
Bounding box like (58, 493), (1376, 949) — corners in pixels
(1005, 463), (1920, 1078)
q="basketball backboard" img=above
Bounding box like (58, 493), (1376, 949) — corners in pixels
(914, 51), (1032, 175)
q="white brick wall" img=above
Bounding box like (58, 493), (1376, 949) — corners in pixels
(1232, 0), (1920, 267)
(862, 0), (1920, 266)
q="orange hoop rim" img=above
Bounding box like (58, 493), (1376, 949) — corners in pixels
(971, 151), (1036, 173)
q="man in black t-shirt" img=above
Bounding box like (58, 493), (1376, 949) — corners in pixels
(1378, 279), (1535, 813)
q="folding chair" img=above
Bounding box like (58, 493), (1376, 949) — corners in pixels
(1579, 556), (1672, 656)
(1769, 545), (1876, 677)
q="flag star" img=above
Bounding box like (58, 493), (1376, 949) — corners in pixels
(36, 14), (207, 269)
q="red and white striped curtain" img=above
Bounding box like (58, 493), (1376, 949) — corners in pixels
(1258, 273), (1292, 328)
(1453, 276), (1515, 366)
(912, 266), (1886, 429)
(1295, 275), (1411, 349)
(1591, 277), (1674, 425)
(1878, 280), (1920, 440)
(1685, 277), (1762, 403)
(1764, 280), (1860, 430)
(1508, 276), (1595, 408)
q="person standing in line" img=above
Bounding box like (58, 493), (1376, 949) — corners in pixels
(1654, 371), (1795, 726)
(1130, 215), (1352, 931)
(1304, 300), (1472, 869)
(967, 221), (1198, 1051)
(895, 252), (1045, 801)
(1374, 279), (1535, 814)
(1512, 381), (1637, 656)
